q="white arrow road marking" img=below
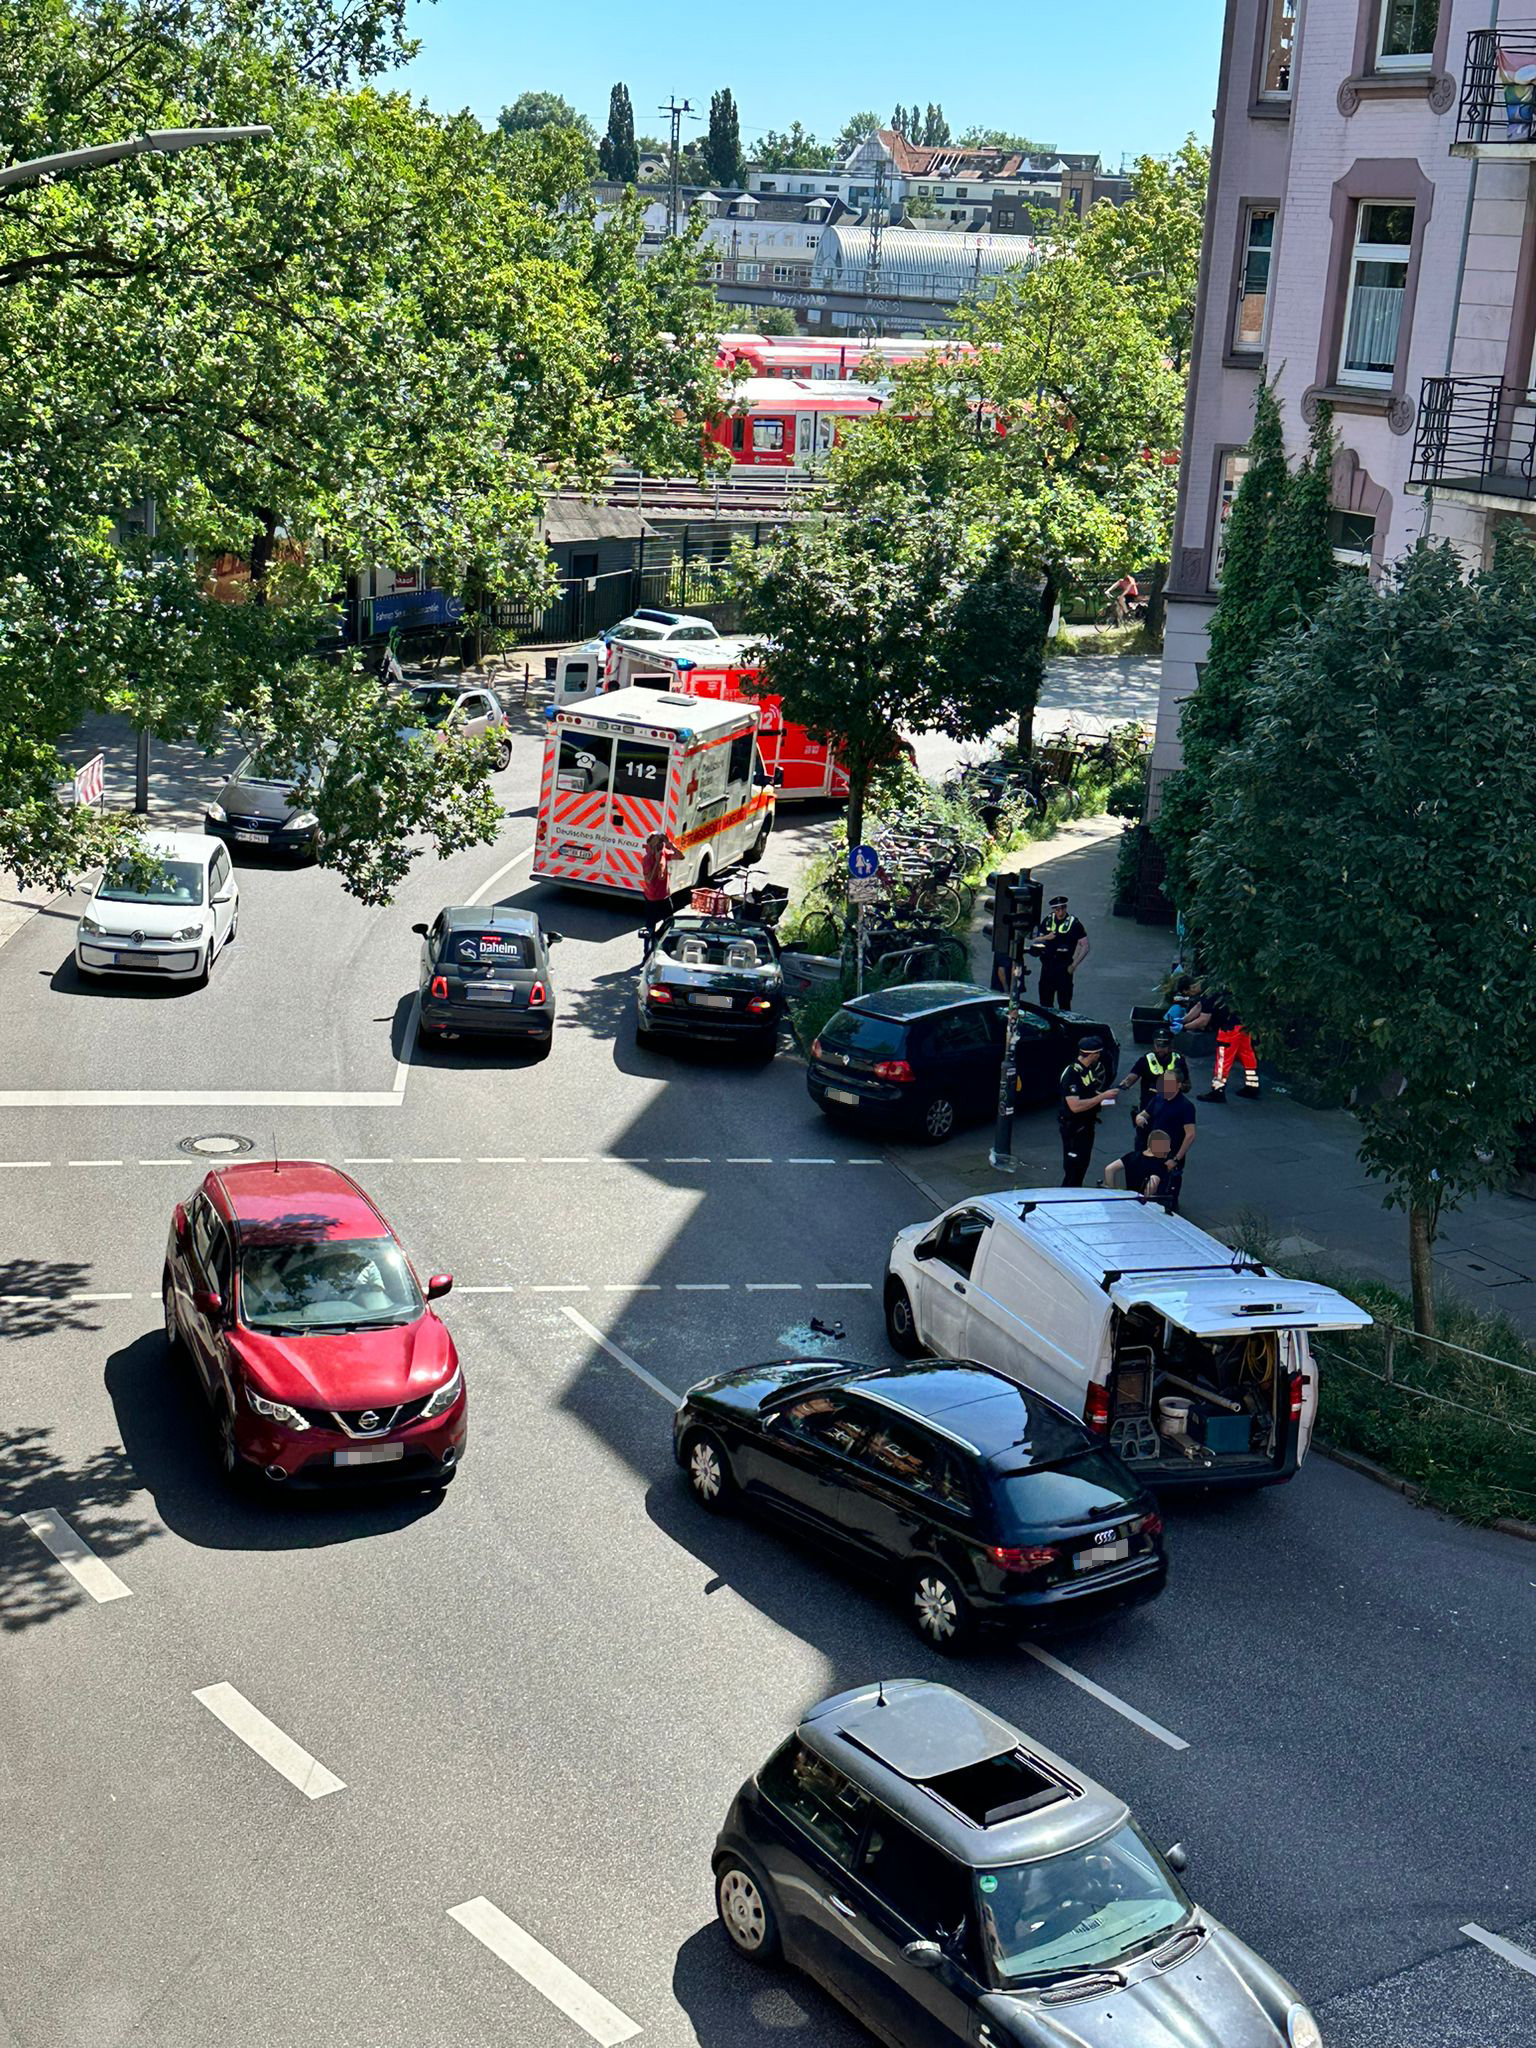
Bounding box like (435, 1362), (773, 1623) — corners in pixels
(193, 1683), (345, 1799)
(449, 1898), (641, 2045)
(1463, 1924), (1536, 1979)
(561, 1306), (681, 1410)
(18, 1509), (132, 1602)
(1021, 1643), (1190, 1751)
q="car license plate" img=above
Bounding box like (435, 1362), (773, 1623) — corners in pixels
(115, 950), (158, 966)
(1074, 1536), (1129, 1570)
(826, 1086), (861, 1107)
(692, 992), (733, 1008)
(464, 983), (514, 1003)
(335, 1445), (404, 1466)
(234, 830), (268, 844)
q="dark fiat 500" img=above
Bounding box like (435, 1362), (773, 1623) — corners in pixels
(711, 1679), (1324, 2048)
(412, 905), (559, 1055)
(673, 1358), (1165, 1650)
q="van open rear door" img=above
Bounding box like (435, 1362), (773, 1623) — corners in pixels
(1106, 1273), (1372, 1338)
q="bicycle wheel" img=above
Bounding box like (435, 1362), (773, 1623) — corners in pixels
(797, 909), (843, 955)
(915, 884), (964, 932)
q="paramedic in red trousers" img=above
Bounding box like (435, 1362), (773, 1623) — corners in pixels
(1187, 987), (1261, 1102)
(1030, 894), (1090, 1011)
(640, 829), (681, 952)
(1057, 1036), (1119, 1186)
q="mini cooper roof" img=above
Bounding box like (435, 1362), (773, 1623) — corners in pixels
(798, 1680), (1126, 1869)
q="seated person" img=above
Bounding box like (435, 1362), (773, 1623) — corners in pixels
(1102, 1127), (1181, 1211)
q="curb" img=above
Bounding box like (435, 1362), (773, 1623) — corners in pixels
(1313, 1440), (1536, 1541)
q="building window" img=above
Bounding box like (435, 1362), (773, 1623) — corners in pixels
(760, 181), (777, 193)
(1340, 203), (1413, 387)
(1234, 206), (1276, 351)
(703, 260), (723, 280)
(1329, 509), (1376, 568)
(1377, 0), (1438, 67)
(996, 209), (1015, 230)
(1260, 0), (1297, 98)
(737, 262), (761, 282)
(772, 263), (795, 283)
(805, 233), (819, 248)
(1214, 452), (1251, 580)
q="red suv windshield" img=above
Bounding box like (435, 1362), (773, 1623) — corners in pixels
(239, 1237), (422, 1332)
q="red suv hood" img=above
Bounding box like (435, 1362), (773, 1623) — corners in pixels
(231, 1314), (456, 1407)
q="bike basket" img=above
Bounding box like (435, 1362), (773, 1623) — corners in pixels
(691, 888), (731, 916)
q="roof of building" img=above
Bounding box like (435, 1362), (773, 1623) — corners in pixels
(542, 496), (653, 545)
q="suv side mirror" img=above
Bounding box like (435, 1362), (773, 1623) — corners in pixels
(902, 1940), (943, 1970)
(1164, 1842), (1189, 1874)
(192, 1287), (223, 1318)
(914, 1234), (940, 1262)
(545, 930), (562, 944)
(411, 922), (429, 937)
(426, 1273), (453, 1300)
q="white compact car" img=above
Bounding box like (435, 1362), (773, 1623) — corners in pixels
(75, 831), (239, 986)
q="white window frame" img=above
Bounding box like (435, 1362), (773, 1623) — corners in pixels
(772, 263), (795, 283)
(1214, 452), (1251, 583)
(736, 261), (761, 282)
(1259, 0), (1297, 100)
(753, 417), (784, 451)
(1233, 204), (1277, 353)
(1338, 202), (1413, 390)
(1376, 0), (1438, 69)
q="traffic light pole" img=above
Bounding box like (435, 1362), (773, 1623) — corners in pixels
(989, 942), (1028, 1171)
(984, 866), (1043, 1173)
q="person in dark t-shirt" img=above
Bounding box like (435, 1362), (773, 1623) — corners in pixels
(1103, 1128), (1180, 1210)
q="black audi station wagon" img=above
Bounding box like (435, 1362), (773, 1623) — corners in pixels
(713, 1679), (1324, 2048)
(673, 1360), (1165, 1649)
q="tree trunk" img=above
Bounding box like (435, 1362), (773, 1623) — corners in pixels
(1015, 574), (1057, 758)
(249, 507), (279, 607)
(846, 760), (869, 852)
(1144, 560), (1167, 641)
(1408, 1201), (1437, 1338)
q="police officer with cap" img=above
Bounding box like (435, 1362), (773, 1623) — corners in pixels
(1031, 893), (1090, 1010)
(1058, 1035), (1118, 1187)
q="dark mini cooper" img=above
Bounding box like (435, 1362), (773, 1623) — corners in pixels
(673, 1359), (1165, 1649)
(412, 904), (559, 1054)
(713, 1680), (1324, 2048)
(637, 912), (785, 1054)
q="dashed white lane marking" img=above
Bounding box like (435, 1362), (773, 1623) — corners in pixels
(604, 1283), (661, 1293)
(0, 1160), (49, 1169)
(193, 1682), (346, 1798)
(448, 1897), (641, 2046)
(746, 1283), (801, 1293)
(68, 1159), (123, 1167)
(675, 1284), (729, 1293)
(561, 1306), (681, 1411)
(541, 1156), (590, 1164)
(477, 1156), (527, 1163)
(406, 1156), (461, 1165)
(1463, 1924), (1536, 1980)
(816, 1282), (874, 1292)
(1021, 1644), (1190, 1752)
(726, 1156), (772, 1164)
(528, 1284), (590, 1294)
(71, 1291), (133, 1302)
(787, 1157), (836, 1165)
(458, 1286), (518, 1295)
(18, 1509), (132, 1603)
(137, 1158), (185, 1166)
(664, 1155), (709, 1164)
(343, 1156), (393, 1164)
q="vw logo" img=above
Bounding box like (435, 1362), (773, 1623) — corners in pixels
(1093, 1527), (1118, 1546)
(357, 1410), (380, 1432)
(130, 929), (145, 946)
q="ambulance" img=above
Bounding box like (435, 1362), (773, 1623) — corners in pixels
(548, 635), (850, 804)
(531, 687), (776, 897)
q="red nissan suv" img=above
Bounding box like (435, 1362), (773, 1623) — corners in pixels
(161, 1160), (467, 1490)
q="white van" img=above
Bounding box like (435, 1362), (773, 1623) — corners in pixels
(884, 1190), (1371, 1491)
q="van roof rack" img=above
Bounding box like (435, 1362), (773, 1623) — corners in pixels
(1101, 1258), (1269, 1287)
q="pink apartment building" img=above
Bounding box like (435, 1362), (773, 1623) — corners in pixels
(1153, 0), (1535, 803)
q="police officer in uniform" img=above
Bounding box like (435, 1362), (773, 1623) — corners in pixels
(1058, 1035), (1119, 1187)
(1031, 893), (1090, 1010)
(1124, 1031), (1191, 1131)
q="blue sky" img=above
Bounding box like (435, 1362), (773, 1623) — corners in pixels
(396, 0), (1227, 165)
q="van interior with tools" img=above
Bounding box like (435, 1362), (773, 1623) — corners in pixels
(885, 1190), (1373, 1490)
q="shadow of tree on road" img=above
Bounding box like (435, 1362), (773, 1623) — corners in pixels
(0, 1422), (160, 1631)
(0, 1258), (102, 1342)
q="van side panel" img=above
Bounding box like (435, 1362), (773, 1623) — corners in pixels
(964, 1224), (1112, 1417)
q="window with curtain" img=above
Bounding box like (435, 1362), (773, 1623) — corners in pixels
(1234, 206), (1276, 351)
(1261, 0), (1297, 98)
(1378, 0), (1438, 64)
(1214, 452), (1251, 583)
(1340, 203), (1413, 387)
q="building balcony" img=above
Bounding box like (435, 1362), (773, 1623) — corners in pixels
(1410, 376), (1536, 507)
(1452, 29), (1536, 156)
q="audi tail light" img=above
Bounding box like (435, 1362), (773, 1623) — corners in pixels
(430, 976), (448, 999)
(872, 1059), (914, 1083)
(1138, 1510), (1165, 1540)
(1084, 1381), (1111, 1433)
(528, 981), (546, 1006)
(990, 1543), (1057, 1573)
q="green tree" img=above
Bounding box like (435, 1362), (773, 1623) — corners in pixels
(730, 496), (998, 846)
(958, 127), (1053, 153)
(1, 0), (721, 902)
(750, 124), (833, 171)
(599, 82), (638, 183)
(704, 87), (744, 187)
(1185, 537), (1536, 1334)
(755, 306), (800, 335)
(1072, 137), (1210, 367)
(498, 89), (594, 140)
(838, 109), (884, 150)
(923, 104), (951, 146)
(1155, 387), (1335, 906)
(833, 251), (1183, 754)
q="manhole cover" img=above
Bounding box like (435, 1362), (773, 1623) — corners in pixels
(177, 1133), (256, 1158)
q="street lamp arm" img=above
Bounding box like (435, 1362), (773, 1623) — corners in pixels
(0, 125), (273, 190)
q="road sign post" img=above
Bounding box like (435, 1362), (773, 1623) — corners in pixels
(847, 846), (881, 997)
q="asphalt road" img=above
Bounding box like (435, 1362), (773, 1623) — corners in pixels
(1, 724), (1533, 2048)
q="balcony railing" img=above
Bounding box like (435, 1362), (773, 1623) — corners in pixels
(1410, 376), (1536, 501)
(1455, 29), (1536, 150)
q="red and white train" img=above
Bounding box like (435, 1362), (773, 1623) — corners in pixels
(704, 375), (885, 470)
(715, 333), (971, 381)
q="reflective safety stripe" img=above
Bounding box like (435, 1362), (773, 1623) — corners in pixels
(676, 794), (772, 851)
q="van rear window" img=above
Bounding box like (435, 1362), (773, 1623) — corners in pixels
(821, 1010), (907, 1058)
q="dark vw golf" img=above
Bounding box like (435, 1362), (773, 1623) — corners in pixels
(673, 1360), (1165, 1649)
(713, 1680), (1323, 2048)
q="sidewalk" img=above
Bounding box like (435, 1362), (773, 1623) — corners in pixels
(887, 820), (1536, 1338)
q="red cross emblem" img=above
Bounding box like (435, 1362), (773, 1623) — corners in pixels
(685, 771), (698, 798)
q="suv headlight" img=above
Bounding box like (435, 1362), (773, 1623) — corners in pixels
(421, 1365), (463, 1420)
(289, 810), (318, 830)
(206, 801), (227, 823)
(1288, 2006), (1322, 2048)
(80, 914), (106, 936)
(173, 923), (204, 940)
(245, 1382), (311, 1430)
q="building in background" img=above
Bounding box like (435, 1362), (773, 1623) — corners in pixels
(1153, 0), (1529, 804)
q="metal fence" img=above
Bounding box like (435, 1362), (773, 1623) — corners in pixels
(1456, 29), (1536, 150)
(1314, 1320), (1536, 1440)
